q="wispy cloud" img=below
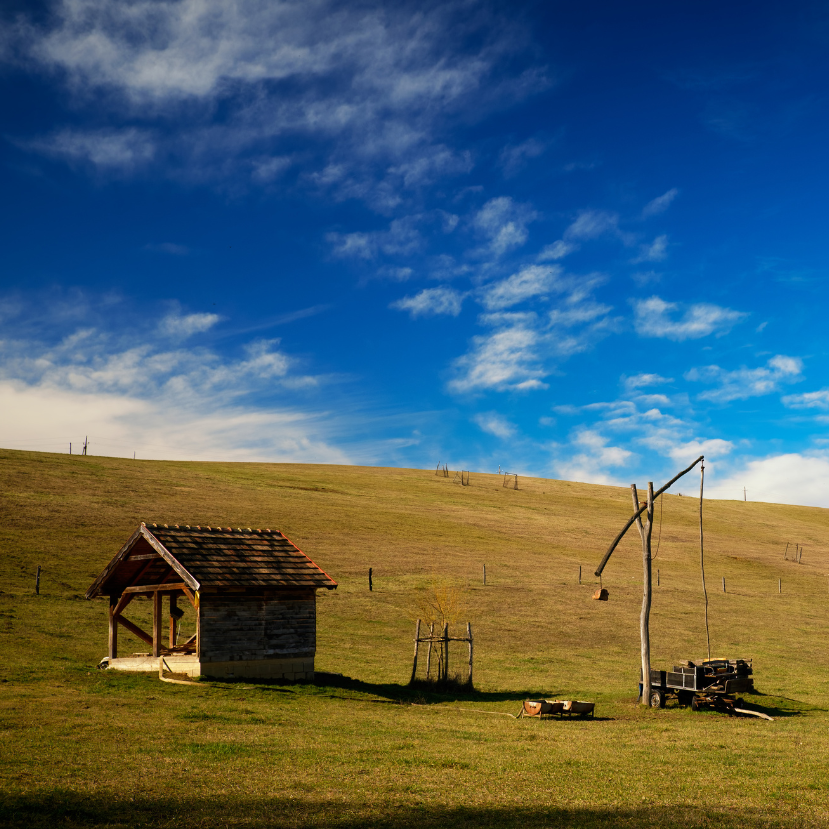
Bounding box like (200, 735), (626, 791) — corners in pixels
(783, 388), (829, 410)
(157, 311), (221, 340)
(10, 1), (545, 202)
(472, 196), (537, 257)
(642, 188), (679, 217)
(0, 290), (379, 463)
(632, 296), (747, 340)
(563, 209), (620, 241)
(473, 412), (516, 438)
(448, 321), (547, 393)
(631, 234), (668, 263)
(623, 373), (673, 391)
(391, 286), (466, 318)
(686, 355), (803, 402)
(479, 265), (562, 310)
(537, 240), (578, 261)
(499, 136), (547, 176)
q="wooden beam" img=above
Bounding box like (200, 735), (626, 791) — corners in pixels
(108, 596), (118, 660)
(123, 582), (188, 594)
(594, 455), (704, 577)
(181, 585), (197, 609)
(116, 615), (153, 646)
(169, 594), (177, 648)
(126, 553), (160, 562)
(153, 591), (162, 657)
(112, 591), (136, 619)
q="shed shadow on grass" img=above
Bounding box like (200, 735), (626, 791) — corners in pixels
(0, 791), (820, 829)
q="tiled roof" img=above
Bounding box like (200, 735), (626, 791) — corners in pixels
(86, 522), (337, 597)
(148, 523), (337, 589)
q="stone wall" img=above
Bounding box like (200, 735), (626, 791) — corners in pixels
(199, 589), (316, 664)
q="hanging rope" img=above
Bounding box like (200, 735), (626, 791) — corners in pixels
(700, 462), (711, 660)
(651, 492), (664, 560)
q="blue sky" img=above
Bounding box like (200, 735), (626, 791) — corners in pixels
(2, 0), (829, 505)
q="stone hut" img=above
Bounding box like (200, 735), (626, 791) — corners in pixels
(86, 522), (337, 680)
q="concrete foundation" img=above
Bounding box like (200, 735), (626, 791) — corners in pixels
(106, 654), (314, 680)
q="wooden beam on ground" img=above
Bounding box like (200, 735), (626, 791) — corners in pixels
(116, 615), (153, 646)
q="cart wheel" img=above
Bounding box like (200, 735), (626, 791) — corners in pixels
(650, 689), (665, 708)
(691, 696), (700, 711)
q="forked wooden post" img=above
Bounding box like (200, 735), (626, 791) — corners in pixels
(594, 455), (704, 706)
(410, 619), (421, 684)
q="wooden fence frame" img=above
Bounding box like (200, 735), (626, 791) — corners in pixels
(410, 619), (473, 685)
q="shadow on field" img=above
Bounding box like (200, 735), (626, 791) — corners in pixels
(0, 791), (817, 829)
(310, 672), (545, 704)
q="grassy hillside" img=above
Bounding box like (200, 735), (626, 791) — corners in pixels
(2, 448), (829, 828)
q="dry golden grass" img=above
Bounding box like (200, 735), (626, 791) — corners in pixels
(2, 448), (829, 828)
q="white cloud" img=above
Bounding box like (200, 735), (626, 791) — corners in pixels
(782, 389), (829, 410)
(642, 188), (679, 217)
(473, 412), (516, 439)
(473, 197), (537, 256)
(448, 322), (547, 393)
(563, 209), (619, 241)
(554, 428), (633, 485)
(480, 265), (562, 310)
(391, 287), (466, 318)
(537, 240), (578, 261)
(705, 453), (829, 508)
(26, 127), (155, 171)
(157, 311), (220, 339)
(328, 215), (423, 260)
(686, 355), (803, 402)
(631, 234), (668, 263)
(623, 373), (673, 391)
(633, 296), (747, 340)
(0, 291), (381, 463)
(11, 1), (544, 200)
(499, 136), (547, 176)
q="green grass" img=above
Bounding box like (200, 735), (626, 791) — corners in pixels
(2, 448), (829, 827)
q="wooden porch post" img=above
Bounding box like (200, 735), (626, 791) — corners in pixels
(108, 595), (118, 660)
(152, 591), (162, 657)
(169, 594), (178, 648)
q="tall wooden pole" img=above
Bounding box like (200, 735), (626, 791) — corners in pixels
(700, 462), (711, 660)
(632, 483), (654, 705)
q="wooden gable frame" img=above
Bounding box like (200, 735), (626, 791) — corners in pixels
(86, 524), (201, 661)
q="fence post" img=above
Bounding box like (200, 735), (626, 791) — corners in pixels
(722, 576), (726, 593)
(369, 568), (373, 591)
(467, 622), (473, 687)
(426, 622), (434, 679)
(779, 579), (781, 594)
(482, 564), (486, 586)
(579, 564), (581, 584)
(35, 565), (41, 595)
(443, 622), (450, 682)
(410, 619), (421, 684)
(657, 568), (660, 587)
